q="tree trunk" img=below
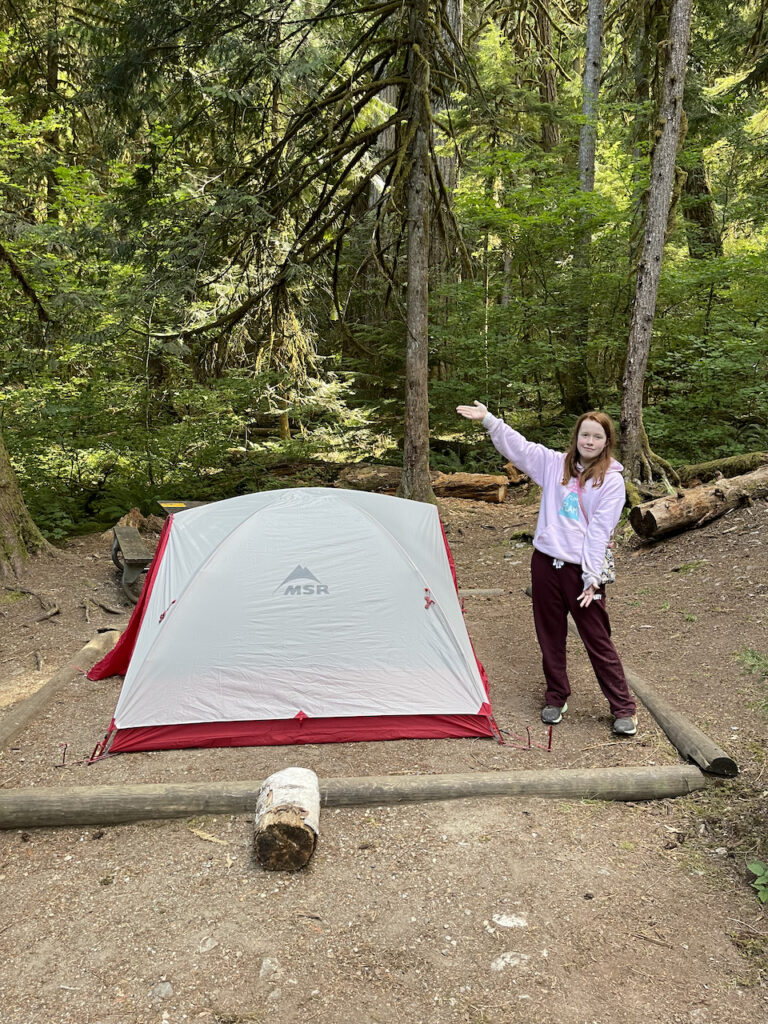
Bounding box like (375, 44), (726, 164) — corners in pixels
(536, 3), (560, 151)
(399, 0), (435, 503)
(565, 0), (606, 415)
(430, 0), (463, 267)
(0, 430), (50, 577)
(681, 156), (723, 259)
(44, 2), (60, 222)
(620, 0), (692, 484)
(629, 465), (768, 539)
(578, 0), (605, 196)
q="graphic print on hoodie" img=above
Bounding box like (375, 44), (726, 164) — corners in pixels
(558, 490), (580, 521)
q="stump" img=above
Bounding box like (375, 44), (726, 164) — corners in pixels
(252, 767), (320, 871)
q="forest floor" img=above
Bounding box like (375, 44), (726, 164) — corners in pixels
(0, 489), (767, 1024)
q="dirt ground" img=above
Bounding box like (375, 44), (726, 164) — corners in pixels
(1, 491), (767, 1024)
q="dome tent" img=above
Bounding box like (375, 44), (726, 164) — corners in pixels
(89, 488), (497, 754)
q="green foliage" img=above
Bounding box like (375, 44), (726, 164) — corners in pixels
(1, 0), (768, 539)
(747, 861), (768, 903)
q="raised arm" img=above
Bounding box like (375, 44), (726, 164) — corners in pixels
(457, 401), (561, 485)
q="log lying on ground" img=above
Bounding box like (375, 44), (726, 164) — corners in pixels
(0, 630), (121, 750)
(431, 471), (508, 503)
(253, 768), (319, 871)
(630, 464), (768, 539)
(335, 463), (508, 503)
(624, 669), (738, 777)
(0, 766), (706, 830)
(676, 451), (768, 486)
(558, 612), (738, 777)
(335, 464), (401, 493)
(503, 462), (528, 485)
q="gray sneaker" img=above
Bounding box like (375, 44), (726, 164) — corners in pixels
(541, 702), (567, 725)
(613, 715), (638, 736)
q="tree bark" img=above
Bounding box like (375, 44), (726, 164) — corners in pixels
(565, 0), (606, 415)
(399, 0), (435, 503)
(629, 465), (768, 539)
(536, 3), (560, 152)
(681, 156), (722, 259)
(0, 430), (50, 576)
(620, 0), (692, 484)
(44, 1), (60, 222)
(430, 0), (463, 267)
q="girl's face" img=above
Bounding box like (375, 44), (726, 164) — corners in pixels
(577, 419), (607, 465)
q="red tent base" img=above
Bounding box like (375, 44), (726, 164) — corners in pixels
(104, 712), (496, 754)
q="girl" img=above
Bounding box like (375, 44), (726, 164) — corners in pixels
(456, 400), (637, 736)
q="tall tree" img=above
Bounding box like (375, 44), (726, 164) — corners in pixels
(565, 0), (606, 415)
(620, 0), (692, 486)
(400, 0), (435, 502)
(0, 431), (49, 576)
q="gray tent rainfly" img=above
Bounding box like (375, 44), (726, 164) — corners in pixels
(89, 488), (497, 755)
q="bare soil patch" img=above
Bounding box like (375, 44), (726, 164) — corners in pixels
(1, 495), (767, 1023)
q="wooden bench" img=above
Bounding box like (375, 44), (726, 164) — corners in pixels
(156, 499), (210, 514)
(111, 526), (154, 604)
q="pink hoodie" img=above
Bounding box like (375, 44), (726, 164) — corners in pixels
(483, 413), (625, 589)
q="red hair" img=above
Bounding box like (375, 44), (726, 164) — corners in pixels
(561, 411), (616, 488)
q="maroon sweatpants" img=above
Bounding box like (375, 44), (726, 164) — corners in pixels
(530, 548), (636, 718)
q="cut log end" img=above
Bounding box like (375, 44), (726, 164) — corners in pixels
(629, 504), (657, 539)
(705, 755), (739, 779)
(252, 767), (320, 872)
(253, 812), (317, 871)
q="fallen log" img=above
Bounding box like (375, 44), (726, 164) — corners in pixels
(335, 464), (401, 493)
(0, 766), (706, 830)
(523, 588), (737, 778)
(253, 767), (319, 871)
(676, 451), (768, 486)
(0, 630), (121, 751)
(629, 465), (768, 539)
(503, 462), (528, 485)
(335, 464), (508, 502)
(431, 471), (508, 503)
(624, 669), (738, 777)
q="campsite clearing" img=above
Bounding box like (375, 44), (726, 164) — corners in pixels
(0, 493), (767, 1023)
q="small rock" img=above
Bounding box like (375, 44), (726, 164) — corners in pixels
(260, 958), (281, 981)
(492, 913), (528, 928)
(150, 981), (174, 999)
(490, 952), (530, 972)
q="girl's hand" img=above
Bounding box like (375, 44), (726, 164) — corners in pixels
(577, 584), (597, 608)
(456, 401), (488, 421)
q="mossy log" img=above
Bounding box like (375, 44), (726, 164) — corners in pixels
(676, 452), (768, 486)
(629, 465), (768, 539)
(0, 766), (706, 830)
